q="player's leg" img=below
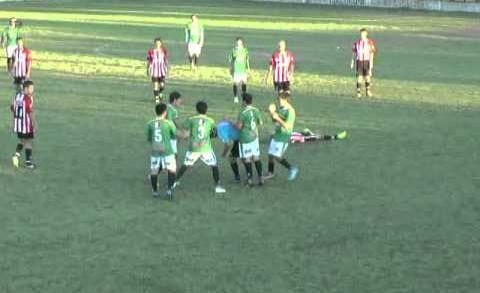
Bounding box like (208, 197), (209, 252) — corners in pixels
(233, 81), (239, 103)
(200, 151), (226, 193)
(163, 155), (177, 199)
(12, 135), (24, 167)
(6, 47), (13, 73)
(174, 151), (199, 185)
(356, 61), (363, 98)
(158, 76), (166, 101)
(265, 139), (278, 179)
(230, 140), (241, 183)
(239, 141), (254, 185)
(250, 138), (263, 185)
(24, 137), (35, 169)
(365, 63), (372, 97)
(241, 75), (247, 95)
(265, 139), (298, 181)
(152, 78), (160, 103)
(150, 155), (162, 197)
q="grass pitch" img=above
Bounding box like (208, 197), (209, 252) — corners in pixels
(0, 1), (479, 292)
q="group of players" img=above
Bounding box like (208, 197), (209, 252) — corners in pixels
(3, 14), (375, 198)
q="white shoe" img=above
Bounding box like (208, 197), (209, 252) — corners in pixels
(12, 155), (19, 168)
(233, 96), (239, 103)
(215, 185), (226, 193)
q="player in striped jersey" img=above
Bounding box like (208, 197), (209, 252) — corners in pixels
(351, 28), (376, 98)
(236, 93), (264, 186)
(264, 92), (299, 181)
(166, 91), (182, 156)
(146, 103), (177, 199)
(1, 18), (23, 73)
(228, 37), (250, 103)
(11, 80), (37, 169)
(147, 38), (168, 103)
(264, 40), (296, 95)
(174, 101), (226, 193)
(11, 38), (32, 92)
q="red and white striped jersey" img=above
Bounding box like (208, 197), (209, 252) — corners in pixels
(270, 50), (295, 83)
(12, 46), (32, 78)
(352, 39), (376, 61)
(147, 48), (168, 78)
(11, 93), (34, 134)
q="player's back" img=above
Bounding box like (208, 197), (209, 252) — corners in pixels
(147, 118), (176, 155)
(239, 106), (261, 143)
(186, 115), (215, 152)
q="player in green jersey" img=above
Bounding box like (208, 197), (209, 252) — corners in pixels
(228, 38), (250, 103)
(1, 18), (23, 73)
(146, 103), (177, 199)
(167, 91), (182, 156)
(185, 14), (204, 71)
(264, 92), (299, 181)
(236, 93), (264, 186)
(175, 101), (226, 193)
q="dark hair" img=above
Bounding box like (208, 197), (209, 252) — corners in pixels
(155, 103), (167, 116)
(154, 37), (162, 43)
(278, 92), (290, 100)
(16, 37), (23, 42)
(9, 17), (16, 25)
(196, 101), (208, 114)
(236, 37), (244, 43)
(23, 80), (34, 89)
(169, 91), (182, 103)
(360, 28), (368, 33)
(242, 93), (253, 105)
(191, 14), (198, 19)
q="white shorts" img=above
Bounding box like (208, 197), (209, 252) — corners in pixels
(151, 155), (177, 173)
(6, 46), (16, 58)
(268, 139), (289, 158)
(184, 151), (217, 167)
(171, 139), (177, 154)
(239, 138), (260, 159)
(233, 73), (247, 84)
(188, 43), (202, 56)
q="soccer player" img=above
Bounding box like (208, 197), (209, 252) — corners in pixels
(228, 37), (250, 103)
(218, 119), (242, 183)
(264, 92), (299, 181)
(11, 80), (37, 169)
(185, 14), (204, 70)
(147, 38), (168, 103)
(146, 103), (177, 199)
(167, 91), (182, 156)
(175, 101), (226, 193)
(264, 40), (295, 95)
(350, 28), (376, 98)
(11, 37), (32, 92)
(1, 18), (23, 73)
(236, 93), (264, 186)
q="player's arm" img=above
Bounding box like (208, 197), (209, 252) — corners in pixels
(289, 53), (295, 78)
(350, 43), (357, 69)
(369, 41), (375, 74)
(228, 52), (234, 76)
(184, 27), (190, 45)
(264, 63), (273, 84)
(199, 25), (204, 47)
(26, 50), (32, 78)
(146, 52), (151, 76)
(146, 124), (153, 142)
(246, 49), (251, 72)
(0, 29), (5, 48)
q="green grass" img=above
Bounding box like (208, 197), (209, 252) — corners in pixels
(1, 0), (479, 292)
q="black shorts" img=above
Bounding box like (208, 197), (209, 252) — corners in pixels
(17, 132), (34, 139)
(13, 77), (26, 85)
(274, 81), (290, 93)
(230, 140), (240, 159)
(356, 60), (371, 77)
(151, 76), (165, 83)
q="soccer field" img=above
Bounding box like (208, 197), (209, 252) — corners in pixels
(1, 0), (479, 292)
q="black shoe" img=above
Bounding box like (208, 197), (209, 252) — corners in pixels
(25, 162), (36, 170)
(258, 177), (264, 186)
(234, 176), (241, 183)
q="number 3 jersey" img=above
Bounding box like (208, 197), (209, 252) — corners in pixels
(146, 118), (177, 156)
(183, 114), (216, 153)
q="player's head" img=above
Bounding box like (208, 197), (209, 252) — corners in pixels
(169, 91), (182, 106)
(242, 93), (253, 105)
(9, 17), (16, 27)
(23, 80), (34, 95)
(360, 28), (368, 39)
(155, 103), (168, 118)
(277, 91), (290, 106)
(154, 38), (163, 48)
(278, 40), (287, 52)
(235, 37), (244, 48)
(191, 14), (198, 22)
(16, 37), (23, 47)
(196, 100), (208, 114)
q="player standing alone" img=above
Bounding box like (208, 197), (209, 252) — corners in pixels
(146, 103), (177, 199)
(264, 92), (299, 181)
(11, 80), (37, 169)
(228, 37), (250, 103)
(185, 14), (204, 71)
(147, 38), (168, 103)
(175, 101), (226, 193)
(351, 28), (376, 98)
(236, 93), (264, 186)
(264, 40), (295, 95)
(1, 18), (22, 74)
(12, 38), (32, 92)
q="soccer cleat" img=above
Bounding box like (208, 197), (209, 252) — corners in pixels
(336, 131), (348, 140)
(25, 162), (36, 170)
(172, 181), (180, 189)
(356, 92), (362, 98)
(366, 90), (373, 97)
(234, 175), (241, 183)
(233, 96), (239, 103)
(152, 190), (160, 198)
(215, 185), (226, 193)
(263, 173), (275, 180)
(288, 167), (299, 181)
(166, 189), (174, 200)
(12, 155), (20, 168)
(247, 178), (254, 187)
(258, 176), (265, 186)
